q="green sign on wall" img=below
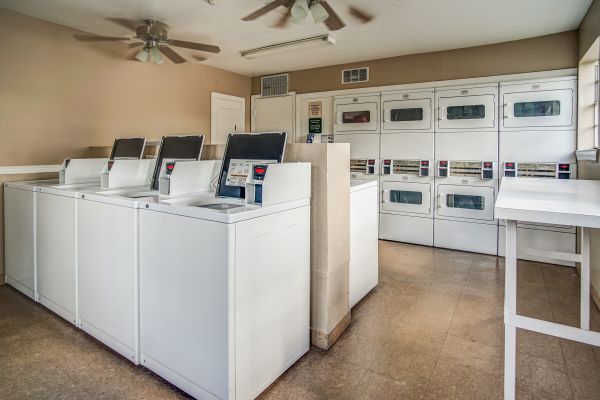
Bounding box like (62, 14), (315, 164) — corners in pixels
(308, 118), (322, 134)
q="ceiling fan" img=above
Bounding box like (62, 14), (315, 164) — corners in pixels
(242, 0), (373, 31)
(74, 19), (220, 65)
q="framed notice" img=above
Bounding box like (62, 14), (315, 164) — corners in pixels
(308, 101), (322, 118)
(309, 118), (322, 134)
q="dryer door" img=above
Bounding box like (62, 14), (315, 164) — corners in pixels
(502, 88), (575, 130)
(437, 93), (497, 130)
(437, 184), (495, 221)
(334, 101), (379, 133)
(381, 181), (431, 215)
(382, 97), (433, 132)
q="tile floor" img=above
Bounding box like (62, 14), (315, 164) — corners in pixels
(1, 241), (600, 399)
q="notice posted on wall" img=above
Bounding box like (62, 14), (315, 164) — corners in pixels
(226, 159), (278, 187)
(308, 101), (322, 118)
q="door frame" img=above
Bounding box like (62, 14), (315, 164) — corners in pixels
(211, 92), (246, 145)
(251, 92), (296, 142)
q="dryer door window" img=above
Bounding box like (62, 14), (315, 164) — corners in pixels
(382, 98), (433, 131)
(437, 94), (496, 130)
(335, 102), (379, 132)
(382, 181), (431, 215)
(502, 89), (574, 129)
(437, 185), (495, 221)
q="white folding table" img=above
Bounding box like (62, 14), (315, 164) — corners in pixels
(495, 177), (600, 400)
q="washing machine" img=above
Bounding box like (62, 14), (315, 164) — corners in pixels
(76, 135), (205, 363)
(434, 160), (499, 255)
(137, 133), (311, 400)
(4, 138), (146, 302)
(498, 76), (577, 265)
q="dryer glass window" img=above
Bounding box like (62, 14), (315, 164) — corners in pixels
(447, 194), (485, 210)
(514, 101), (560, 117)
(390, 190), (423, 205)
(447, 105), (485, 120)
(342, 111), (371, 124)
(390, 108), (424, 122)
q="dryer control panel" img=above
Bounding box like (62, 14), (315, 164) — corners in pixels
(381, 159), (431, 176)
(502, 162), (574, 179)
(351, 159), (377, 176)
(438, 160), (496, 180)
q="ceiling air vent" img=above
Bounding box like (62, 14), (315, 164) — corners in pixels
(261, 73), (289, 97)
(342, 67), (369, 84)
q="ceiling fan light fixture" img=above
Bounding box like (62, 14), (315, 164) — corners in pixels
(310, 3), (329, 24)
(135, 48), (149, 62)
(291, 0), (311, 25)
(149, 46), (164, 65)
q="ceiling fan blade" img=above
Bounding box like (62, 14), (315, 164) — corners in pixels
(169, 39), (220, 53)
(128, 42), (144, 48)
(107, 17), (139, 32)
(74, 34), (130, 42)
(348, 6), (373, 23)
(191, 55), (207, 63)
(242, 0), (290, 21)
(319, 1), (346, 31)
(273, 7), (293, 28)
(159, 46), (186, 64)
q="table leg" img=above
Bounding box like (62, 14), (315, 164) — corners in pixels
(581, 227), (591, 331)
(504, 220), (517, 400)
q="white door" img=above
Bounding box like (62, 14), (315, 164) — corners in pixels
(381, 180), (431, 215)
(382, 91), (434, 132)
(334, 95), (380, 133)
(501, 79), (576, 130)
(252, 94), (295, 142)
(211, 93), (245, 145)
(436, 86), (498, 131)
(436, 184), (496, 221)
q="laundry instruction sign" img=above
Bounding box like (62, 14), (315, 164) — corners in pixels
(308, 101), (323, 134)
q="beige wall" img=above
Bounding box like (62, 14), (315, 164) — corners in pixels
(252, 31), (578, 95)
(0, 7), (251, 168)
(579, 0), (600, 60)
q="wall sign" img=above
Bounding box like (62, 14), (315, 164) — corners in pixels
(309, 118), (322, 134)
(308, 101), (322, 118)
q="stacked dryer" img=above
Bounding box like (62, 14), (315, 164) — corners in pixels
(433, 84), (500, 255)
(379, 89), (435, 246)
(498, 77), (577, 265)
(333, 94), (381, 180)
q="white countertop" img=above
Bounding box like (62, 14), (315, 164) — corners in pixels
(351, 178), (378, 193)
(495, 177), (600, 228)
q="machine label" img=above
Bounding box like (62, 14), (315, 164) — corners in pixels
(226, 159), (277, 187)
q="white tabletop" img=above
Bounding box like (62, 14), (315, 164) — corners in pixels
(495, 177), (600, 228)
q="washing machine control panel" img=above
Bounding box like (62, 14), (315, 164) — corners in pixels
(165, 162), (176, 175)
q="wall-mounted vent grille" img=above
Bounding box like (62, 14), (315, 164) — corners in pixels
(261, 73), (289, 97)
(342, 67), (369, 84)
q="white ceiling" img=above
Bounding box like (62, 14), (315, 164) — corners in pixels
(0, 0), (593, 76)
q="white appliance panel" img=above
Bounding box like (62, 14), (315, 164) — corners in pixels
(381, 181), (431, 215)
(436, 86), (498, 131)
(379, 213), (434, 246)
(435, 131), (498, 161)
(78, 200), (138, 363)
(434, 219), (498, 255)
(499, 130), (576, 163)
(380, 132), (433, 160)
(334, 95), (379, 133)
(382, 91), (434, 132)
(498, 226), (576, 266)
(4, 187), (36, 299)
(36, 192), (77, 324)
(335, 134), (380, 159)
(349, 183), (379, 308)
(501, 79), (576, 130)
(436, 184), (496, 221)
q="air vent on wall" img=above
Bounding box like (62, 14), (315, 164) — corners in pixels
(261, 73), (289, 97)
(342, 67), (369, 84)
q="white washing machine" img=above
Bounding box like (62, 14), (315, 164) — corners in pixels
(498, 76), (577, 265)
(138, 133), (311, 400)
(76, 135), (206, 363)
(379, 160), (435, 246)
(349, 179), (379, 308)
(434, 160), (499, 255)
(435, 84), (499, 162)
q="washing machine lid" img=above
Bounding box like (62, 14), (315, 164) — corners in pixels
(150, 135), (205, 191)
(110, 137), (146, 160)
(216, 132), (287, 199)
